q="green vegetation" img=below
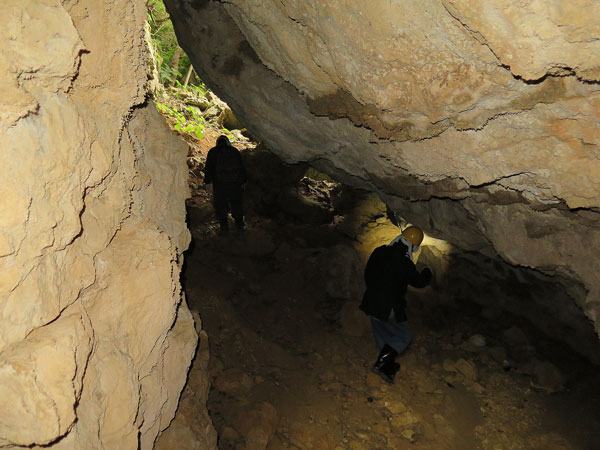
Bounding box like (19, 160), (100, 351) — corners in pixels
(147, 0), (241, 143)
(220, 127), (237, 142)
(147, 0), (207, 140)
(156, 102), (206, 139)
(147, 0), (191, 86)
(177, 80), (208, 97)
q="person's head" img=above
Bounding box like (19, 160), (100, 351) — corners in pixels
(401, 225), (424, 247)
(216, 135), (230, 147)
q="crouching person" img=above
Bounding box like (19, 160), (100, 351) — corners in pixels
(359, 226), (433, 383)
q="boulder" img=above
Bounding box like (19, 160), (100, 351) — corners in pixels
(213, 368), (255, 396)
(234, 402), (278, 450)
(318, 245), (365, 300)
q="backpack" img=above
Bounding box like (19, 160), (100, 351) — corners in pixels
(215, 146), (243, 183)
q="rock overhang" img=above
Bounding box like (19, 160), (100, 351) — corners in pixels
(165, 0), (600, 360)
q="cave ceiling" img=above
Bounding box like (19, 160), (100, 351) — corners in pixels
(164, 0), (600, 350)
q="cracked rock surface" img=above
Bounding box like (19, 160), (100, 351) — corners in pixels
(166, 0), (600, 353)
(0, 1), (200, 448)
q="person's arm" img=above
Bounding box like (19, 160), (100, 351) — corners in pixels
(204, 149), (215, 184)
(406, 261), (432, 288)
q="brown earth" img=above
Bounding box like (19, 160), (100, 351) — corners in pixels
(169, 142), (600, 450)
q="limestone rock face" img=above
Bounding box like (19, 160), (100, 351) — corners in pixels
(442, 0), (600, 81)
(166, 0), (600, 358)
(0, 0), (200, 448)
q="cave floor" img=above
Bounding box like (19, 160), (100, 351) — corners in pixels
(178, 209), (600, 450)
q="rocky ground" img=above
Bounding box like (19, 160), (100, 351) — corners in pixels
(154, 100), (600, 450)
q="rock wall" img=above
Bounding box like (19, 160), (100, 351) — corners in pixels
(166, 0), (600, 360)
(0, 0), (199, 448)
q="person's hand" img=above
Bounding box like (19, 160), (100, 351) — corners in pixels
(204, 183), (213, 194)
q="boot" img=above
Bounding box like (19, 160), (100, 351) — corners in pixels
(372, 345), (399, 384)
(381, 360), (401, 384)
(218, 218), (229, 235)
(373, 345), (397, 369)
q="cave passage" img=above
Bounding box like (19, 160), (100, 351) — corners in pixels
(145, 2), (600, 447)
(8, 1), (600, 449)
(168, 150), (600, 450)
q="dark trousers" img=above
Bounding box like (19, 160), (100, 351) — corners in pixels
(213, 183), (243, 221)
(371, 310), (412, 354)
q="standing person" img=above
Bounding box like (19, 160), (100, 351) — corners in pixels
(359, 225), (433, 383)
(203, 135), (247, 234)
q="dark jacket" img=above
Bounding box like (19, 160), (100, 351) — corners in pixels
(204, 143), (247, 185)
(359, 241), (431, 323)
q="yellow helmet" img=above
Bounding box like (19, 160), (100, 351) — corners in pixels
(402, 226), (424, 246)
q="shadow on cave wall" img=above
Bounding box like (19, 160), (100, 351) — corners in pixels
(416, 245), (600, 366)
(184, 143), (600, 369)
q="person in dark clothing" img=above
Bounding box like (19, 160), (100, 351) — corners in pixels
(359, 225), (433, 384)
(203, 135), (247, 234)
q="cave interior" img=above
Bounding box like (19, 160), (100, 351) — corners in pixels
(156, 1), (600, 449)
(3, 1), (600, 449)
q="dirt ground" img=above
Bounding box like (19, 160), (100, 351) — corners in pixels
(181, 194), (600, 450)
(159, 129), (600, 450)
